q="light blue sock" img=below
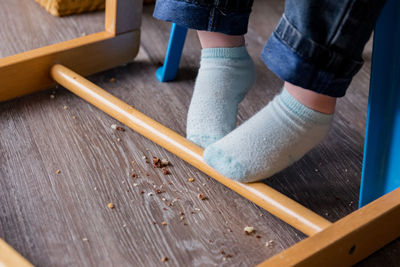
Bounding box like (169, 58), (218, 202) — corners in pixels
(186, 46), (256, 148)
(203, 88), (333, 182)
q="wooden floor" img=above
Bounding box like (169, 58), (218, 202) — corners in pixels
(1, 0), (399, 266)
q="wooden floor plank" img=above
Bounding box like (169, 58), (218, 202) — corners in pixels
(1, 0), (399, 266)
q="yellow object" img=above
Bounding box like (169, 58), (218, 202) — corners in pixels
(51, 64), (332, 237)
(35, 0), (105, 16)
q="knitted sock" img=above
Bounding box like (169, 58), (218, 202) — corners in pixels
(203, 88), (333, 182)
(186, 46), (256, 148)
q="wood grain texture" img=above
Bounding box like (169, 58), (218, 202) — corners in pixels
(259, 187), (400, 267)
(0, 0), (399, 266)
(0, 30), (140, 102)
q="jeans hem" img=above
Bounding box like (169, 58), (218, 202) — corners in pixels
(153, 0), (251, 35)
(262, 15), (364, 97)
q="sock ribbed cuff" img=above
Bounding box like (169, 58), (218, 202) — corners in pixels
(280, 87), (333, 125)
(201, 46), (251, 59)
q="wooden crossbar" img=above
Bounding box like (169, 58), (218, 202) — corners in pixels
(50, 64), (400, 266)
(50, 64), (333, 237)
(0, 239), (33, 267)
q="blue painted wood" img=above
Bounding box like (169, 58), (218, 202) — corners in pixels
(359, 0), (400, 207)
(156, 23), (188, 82)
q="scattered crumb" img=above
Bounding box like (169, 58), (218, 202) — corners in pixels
(55, 169), (61, 174)
(72, 115), (77, 119)
(111, 124), (117, 130)
(315, 169), (319, 172)
(82, 237), (88, 242)
(162, 167), (171, 175)
(94, 187), (97, 191)
(50, 94), (55, 99)
(131, 160), (135, 164)
(161, 158), (169, 166)
(63, 105), (68, 110)
(198, 193), (208, 200)
(131, 173), (137, 178)
(123, 224), (127, 228)
(227, 228), (233, 233)
(161, 221), (167, 226)
(110, 77), (116, 83)
(147, 192), (154, 196)
(179, 211), (184, 215)
(180, 215), (185, 221)
(256, 235), (261, 239)
(152, 221), (156, 225)
(142, 156), (147, 159)
(155, 189), (165, 194)
(140, 190), (144, 195)
(133, 183), (138, 187)
(117, 138), (121, 142)
(244, 226), (255, 235)
(161, 257), (168, 262)
(344, 168), (348, 172)
(116, 126), (125, 132)
(107, 203), (115, 209)
(266, 240), (274, 247)
(188, 178), (195, 182)
(162, 198), (167, 201)
(80, 32), (86, 37)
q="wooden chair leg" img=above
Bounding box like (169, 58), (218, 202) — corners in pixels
(156, 23), (188, 82)
(359, 0), (400, 207)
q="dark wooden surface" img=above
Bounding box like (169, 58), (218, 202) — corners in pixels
(0, 0), (399, 266)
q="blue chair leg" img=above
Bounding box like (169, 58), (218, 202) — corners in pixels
(359, 0), (400, 207)
(156, 23), (188, 82)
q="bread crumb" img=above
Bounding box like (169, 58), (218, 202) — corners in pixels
(188, 178), (195, 182)
(161, 257), (168, 262)
(198, 193), (208, 200)
(110, 77), (116, 83)
(133, 183), (138, 187)
(117, 138), (121, 142)
(161, 158), (169, 166)
(111, 124), (117, 130)
(72, 115), (77, 119)
(63, 105), (68, 110)
(266, 240), (274, 247)
(161, 221), (167, 226)
(82, 237), (88, 242)
(244, 226), (254, 235)
(55, 169), (61, 174)
(107, 203), (115, 209)
(162, 167), (170, 175)
(50, 94), (55, 99)
(147, 192), (154, 196)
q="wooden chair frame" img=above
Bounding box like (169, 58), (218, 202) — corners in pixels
(0, 1), (399, 266)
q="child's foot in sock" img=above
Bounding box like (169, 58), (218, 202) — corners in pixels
(203, 88), (333, 182)
(186, 46), (255, 148)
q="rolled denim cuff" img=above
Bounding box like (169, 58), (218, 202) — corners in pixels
(262, 15), (364, 97)
(153, 0), (251, 35)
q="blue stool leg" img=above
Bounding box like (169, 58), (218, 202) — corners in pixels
(156, 23), (188, 82)
(359, 0), (400, 207)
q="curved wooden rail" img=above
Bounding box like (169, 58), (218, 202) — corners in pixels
(51, 64), (332, 236)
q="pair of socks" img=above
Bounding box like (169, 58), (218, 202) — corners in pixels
(187, 46), (333, 182)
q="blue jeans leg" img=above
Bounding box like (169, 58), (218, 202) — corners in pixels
(153, 0), (386, 97)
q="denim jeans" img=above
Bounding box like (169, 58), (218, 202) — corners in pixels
(153, 0), (386, 97)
